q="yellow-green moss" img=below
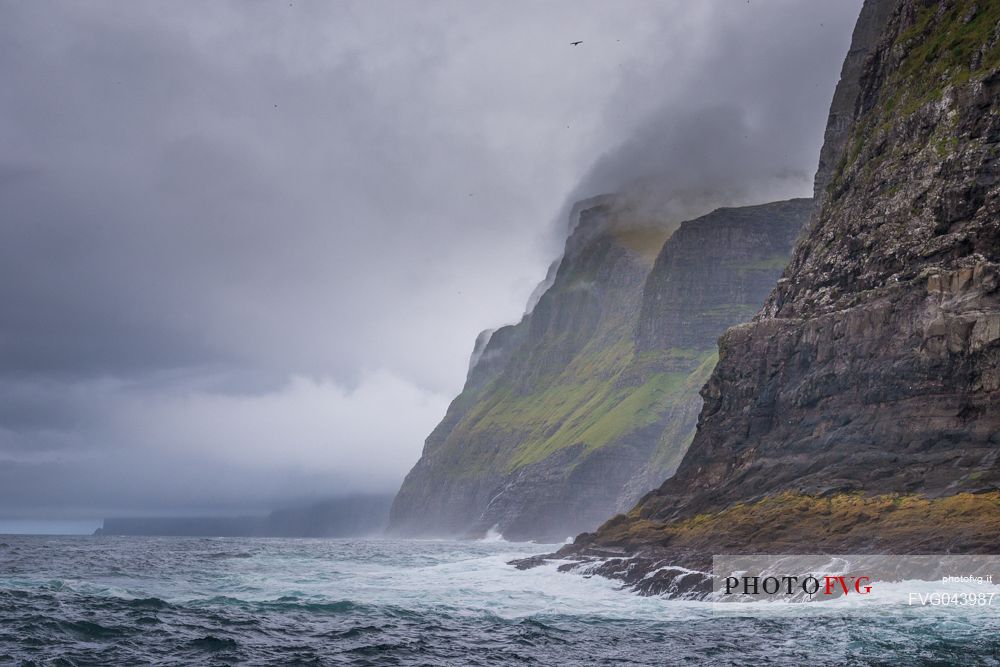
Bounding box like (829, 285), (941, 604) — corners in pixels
(597, 491), (1000, 552)
(436, 332), (718, 476)
(611, 226), (674, 265)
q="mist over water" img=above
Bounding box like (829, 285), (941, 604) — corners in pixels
(1, 536), (997, 665)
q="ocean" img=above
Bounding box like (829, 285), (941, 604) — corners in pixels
(1, 535), (998, 665)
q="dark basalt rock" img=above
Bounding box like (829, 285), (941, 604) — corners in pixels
(510, 547), (712, 598)
(636, 200), (811, 353)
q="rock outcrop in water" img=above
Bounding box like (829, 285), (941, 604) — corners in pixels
(390, 196), (811, 541)
(532, 0), (1000, 590)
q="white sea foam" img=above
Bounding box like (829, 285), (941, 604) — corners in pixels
(479, 525), (506, 543)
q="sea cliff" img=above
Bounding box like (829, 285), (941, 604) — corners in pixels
(391, 196), (811, 541)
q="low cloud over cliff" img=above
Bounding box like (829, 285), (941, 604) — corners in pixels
(0, 1), (860, 518)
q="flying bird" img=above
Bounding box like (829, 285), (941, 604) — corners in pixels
(570, 41), (583, 46)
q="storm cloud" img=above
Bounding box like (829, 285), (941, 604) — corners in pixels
(0, 1), (861, 519)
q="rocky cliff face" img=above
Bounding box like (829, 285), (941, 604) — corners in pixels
(636, 200), (807, 352)
(390, 196), (811, 541)
(544, 0), (1000, 586)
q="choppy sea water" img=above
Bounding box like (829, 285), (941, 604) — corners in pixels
(1, 536), (998, 666)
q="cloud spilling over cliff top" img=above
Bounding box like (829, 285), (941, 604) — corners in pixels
(0, 0), (860, 518)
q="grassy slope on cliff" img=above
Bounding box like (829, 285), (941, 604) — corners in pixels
(437, 269), (714, 478)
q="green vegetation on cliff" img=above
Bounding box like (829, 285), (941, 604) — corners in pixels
(431, 293), (716, 477)
(834, 0), (1000, 191)
(491, 345), (714, 472)
(893, 0), (1000, 104)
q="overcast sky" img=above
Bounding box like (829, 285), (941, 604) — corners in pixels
(0, 0), (862, 520)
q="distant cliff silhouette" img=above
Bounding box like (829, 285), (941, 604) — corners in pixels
(94, 494), (393, 537)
